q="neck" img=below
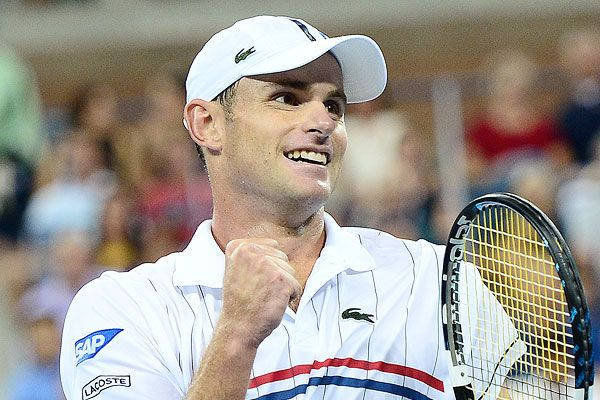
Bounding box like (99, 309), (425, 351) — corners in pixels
(210, 194), (327, 287)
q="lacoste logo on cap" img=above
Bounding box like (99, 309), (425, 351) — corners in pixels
(342, 307), (375, 323)
(235, 47), (256, 64)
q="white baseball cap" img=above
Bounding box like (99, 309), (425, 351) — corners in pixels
(185, 15), (387, 104)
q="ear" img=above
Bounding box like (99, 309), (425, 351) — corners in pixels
(183, 99), (225, 154)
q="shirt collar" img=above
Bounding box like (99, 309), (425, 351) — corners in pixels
(172, 219), (225, 288)
(319, 212), (376, 272)
(172, 213), (376, 288)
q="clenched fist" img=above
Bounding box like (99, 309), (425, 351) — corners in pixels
(217, 239), (301, 350)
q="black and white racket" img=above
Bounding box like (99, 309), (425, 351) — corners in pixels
(441, 193), (594, 400)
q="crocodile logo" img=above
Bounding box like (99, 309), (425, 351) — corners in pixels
(235, 47), (255, 64)
(342, 307), (375, 323)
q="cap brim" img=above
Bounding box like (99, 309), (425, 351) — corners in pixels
(243, 35), (387, 103)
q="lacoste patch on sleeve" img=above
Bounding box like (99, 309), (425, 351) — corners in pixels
(82, 375), (131, 400)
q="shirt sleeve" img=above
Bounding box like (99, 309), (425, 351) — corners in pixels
(60, 274), (185, 400)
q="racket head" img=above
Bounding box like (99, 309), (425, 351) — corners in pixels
(441, 192), (594, 400)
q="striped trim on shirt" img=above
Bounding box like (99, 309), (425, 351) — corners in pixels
(248, 357), (444, 399)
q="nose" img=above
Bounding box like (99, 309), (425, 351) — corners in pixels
(300, 101), (336, 137)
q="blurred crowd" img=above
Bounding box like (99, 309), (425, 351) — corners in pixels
(1, 27), (599, 399)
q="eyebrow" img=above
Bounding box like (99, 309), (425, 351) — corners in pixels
(264, 80), (347, 103)
(271, 79), (308, 90)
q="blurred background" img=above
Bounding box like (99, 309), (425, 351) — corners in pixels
(1, 1), (599, 399)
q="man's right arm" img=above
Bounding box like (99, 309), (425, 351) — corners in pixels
(184, 321), (258, 400)
(185, 238), (300, 400)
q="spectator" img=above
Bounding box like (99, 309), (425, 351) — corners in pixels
(4, 314), (63, 400)
(70, 83), (120, 171)
(113, 67), (188, 191)
(558, 28), (600, 165)
(137, 138), (212, 261)
(0, 46), (43, 172)
(22, 132), (116, 247)
(3, 232), (95, 400)
(371, 125), (435, 240)
(507, 157), (561, 223)
(0, 46), (44, 241)
(555, 131), (600, 391)
(466, 49), (571, 194)
(103, 67), (215, 261)
(0, 244), (37, 393)
(328, 96), (414, 228)
(17, 231), (103, 326)
(95, 190), (138, 271)
(422, 193), (458, 244)
(556, 138), (600, 369)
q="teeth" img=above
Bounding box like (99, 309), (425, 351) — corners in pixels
(306, 151), (319, 163)
(285, 150), (328, 165)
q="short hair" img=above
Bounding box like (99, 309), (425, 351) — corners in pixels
(194, 81), (238, 158)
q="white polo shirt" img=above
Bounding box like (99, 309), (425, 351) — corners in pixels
(60, 213), (455, 400)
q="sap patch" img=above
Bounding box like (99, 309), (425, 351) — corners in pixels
(75, 328), (123, 366)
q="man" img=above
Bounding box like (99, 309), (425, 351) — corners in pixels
(60, 16), (498, 400)
(558, 28), (600, 165)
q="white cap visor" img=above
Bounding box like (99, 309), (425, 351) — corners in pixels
(241, 34), (386, 104)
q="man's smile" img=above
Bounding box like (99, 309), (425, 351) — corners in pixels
(285, 150), (329, 165)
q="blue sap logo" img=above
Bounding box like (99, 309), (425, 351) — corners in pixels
(75, 328), (123, 366)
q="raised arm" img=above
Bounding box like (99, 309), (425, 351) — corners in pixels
(184, 238), (301, 400)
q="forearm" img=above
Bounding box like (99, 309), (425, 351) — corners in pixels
(185, 238), (298, 399)
(185, 324), (257, 400)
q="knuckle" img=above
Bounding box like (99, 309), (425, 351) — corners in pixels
(269, 269), (286, 284)
(230, 242), (257, 259)
(247, 243), (264, 252)
(225, 240), (243, 256)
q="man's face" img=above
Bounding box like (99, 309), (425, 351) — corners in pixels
(218, 53), (348, 212)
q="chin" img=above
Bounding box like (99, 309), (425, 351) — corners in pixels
(281, 185), (330, 214)
(298, 180), (331, 200)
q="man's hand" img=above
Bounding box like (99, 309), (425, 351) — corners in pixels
(219, 238), (301, 349)
(186, 238), (301, 400)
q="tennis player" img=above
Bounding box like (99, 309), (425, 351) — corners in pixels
(60, 15), (518, 400)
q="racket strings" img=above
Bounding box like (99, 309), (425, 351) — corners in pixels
(456, 325), (575, 359)
(465, 266), (569, 311)
(468, 357), (572, 398)
(464, 239), (560, 282)
(458, 205), (574, 399)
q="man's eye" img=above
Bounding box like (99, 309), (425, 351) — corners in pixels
(324, 100), (344, 116)
(274, 93), (298, 106)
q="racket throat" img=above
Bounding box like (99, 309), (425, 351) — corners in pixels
(453, 385), (476, 400)
(449, 364), (477, 399)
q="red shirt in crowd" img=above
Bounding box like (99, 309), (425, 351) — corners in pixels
(467, 117), (565, 162)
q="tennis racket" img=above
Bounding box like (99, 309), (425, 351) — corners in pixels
(441, 192), (594, 400)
